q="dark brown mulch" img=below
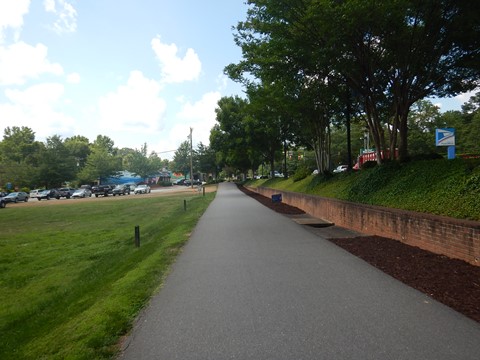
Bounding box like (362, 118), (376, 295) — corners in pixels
(238, 185), (480, 324)
(238, 185), (305, 215)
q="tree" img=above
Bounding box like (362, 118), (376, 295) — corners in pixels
(196, 142), (217, 179)
(0, 126), (41, 189)
(172, 141), (194, 178)
(407, 100), (445, 156)
(36, 135), (77, 188)
(325, 0), (480, 161)
(210, 96), (253, 174)
(227, 0), (480, 164)
(226, 1), (357, 174)
(245, 84), (289, 176)
(77, 135), (121, 184)
(64, 135), (91, 174)
(92, 135), (116, 155)
(440, 92), (480, 155)
(124, 143), (163, 181)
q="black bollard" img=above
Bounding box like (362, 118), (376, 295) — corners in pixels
(135, 225), (140, 247)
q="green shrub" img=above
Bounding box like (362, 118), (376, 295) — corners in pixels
(292, 165), (311, 182)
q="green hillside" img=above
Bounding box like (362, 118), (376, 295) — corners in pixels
(246, 159), (480, 221)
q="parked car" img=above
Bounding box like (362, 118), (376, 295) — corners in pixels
(333, 165), (349, 173)
(72, 188), (92, 198)
(92, 184), (114, 197)
(37, 189), (60, 201)
(134, 184), (151, 194)
(124, 183), (137, 192)
(0, 195), (7, 208)
(57, 187), (76, 199)
(3, 192), (29, 203)
(112, 184), (130, 196)
(174, 178), (186, 185)
(29, 189), (42, 199)
(184, 179), (202, 186)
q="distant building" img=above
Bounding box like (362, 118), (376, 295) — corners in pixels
(108, 170), (172, 185)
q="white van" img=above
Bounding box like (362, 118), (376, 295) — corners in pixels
(29, 189), (42, 198)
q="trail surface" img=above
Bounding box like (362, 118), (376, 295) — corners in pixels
(119, 182), (480, 360)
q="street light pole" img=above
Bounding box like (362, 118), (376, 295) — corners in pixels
(189, 127), (193, 189)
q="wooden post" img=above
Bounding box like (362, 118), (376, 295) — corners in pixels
(135, 225), (140, 247)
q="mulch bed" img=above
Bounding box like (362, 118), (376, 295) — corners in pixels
(238, 185), (305, 215)
(238, 185), (480, 324)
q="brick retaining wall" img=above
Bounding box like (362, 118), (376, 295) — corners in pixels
(250, 186), (480, 266)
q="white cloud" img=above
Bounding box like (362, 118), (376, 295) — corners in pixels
(0, 82), (76, 138)
(216, 73), (228, 91)
(98, 70), (167, 133)
(151, 36), (201, 84)
(66, 72), (80, 84)
(0, 41), (63, 85)
(0, 0), (30, 43)
(43, 0), (77, 34)
(455, 90), (478, 105)
(173, 91), (221, 146)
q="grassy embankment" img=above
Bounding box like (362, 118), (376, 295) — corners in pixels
(247, 158), (480, 221)
(0, 191), (215, 359)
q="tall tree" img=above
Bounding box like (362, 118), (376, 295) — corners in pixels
(125, 143), (163, 180)
(196, 142), (217, 179)
(407, 100), (445, 156)
(77, 135), (121, 184)
(325, 0), (480, 161)
(64, 135), (91, 173)
(172, 141), (194, 178)
(36, 135), (77, 188)
(210, 96), (255, 175)
(227, 0), (480, 164)
(0, 126), (41, 188)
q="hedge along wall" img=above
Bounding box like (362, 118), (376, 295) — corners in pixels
(250, 186), (480, 267)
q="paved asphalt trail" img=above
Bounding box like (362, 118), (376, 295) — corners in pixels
(119, 182), (480, 360)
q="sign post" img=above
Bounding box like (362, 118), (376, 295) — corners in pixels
(435, 128), (456, 160)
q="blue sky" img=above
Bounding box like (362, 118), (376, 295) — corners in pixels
(0, 1), (475, 160)
(0, 0), (248, 159)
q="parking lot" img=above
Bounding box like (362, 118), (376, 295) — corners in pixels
(3, 185), (214, 208)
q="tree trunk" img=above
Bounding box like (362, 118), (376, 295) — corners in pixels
(398, 110), (409, 162)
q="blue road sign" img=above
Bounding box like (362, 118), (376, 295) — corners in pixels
(436, 128), (455, 146)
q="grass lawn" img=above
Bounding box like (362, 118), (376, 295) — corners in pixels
(0, 191), (215, 359)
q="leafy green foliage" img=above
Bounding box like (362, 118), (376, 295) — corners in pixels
(247, 159), (480, 220)
(292, 165), (311, 182)
(124, 143), (162, 180)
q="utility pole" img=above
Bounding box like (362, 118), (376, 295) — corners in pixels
(189, 127), (193, 189)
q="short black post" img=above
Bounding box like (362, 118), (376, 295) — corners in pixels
(135, 225), (140, 247)
(184, 199), (187, 211)
(203, 186), (205, 196)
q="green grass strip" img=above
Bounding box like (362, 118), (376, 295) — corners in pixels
(247, 158), (480, 221)
(0, 192), (215, 359)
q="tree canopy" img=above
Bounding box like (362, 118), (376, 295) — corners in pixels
(224, 0), (480, 168)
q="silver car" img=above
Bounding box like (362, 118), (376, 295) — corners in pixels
(134, 184), (151, 194)
(72, 188), (92, 198)
(4, 192), (29, 203)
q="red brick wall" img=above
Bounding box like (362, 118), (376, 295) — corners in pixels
(250, 186), (480, 266)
